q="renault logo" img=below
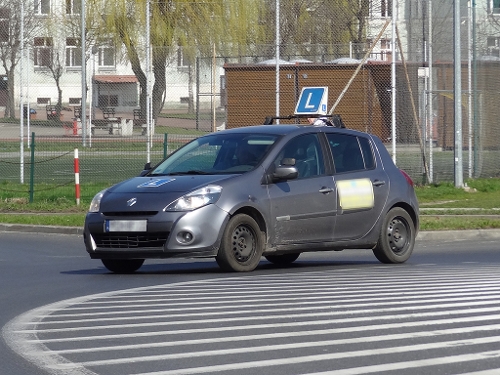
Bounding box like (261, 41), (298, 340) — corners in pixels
(127, 197), (137, 207)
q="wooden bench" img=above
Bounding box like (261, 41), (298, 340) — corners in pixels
(73, 106), (81, 119)
(46, 105), (58, 121)
(102, 107), (116, 119)
(90, 108), (121, 135)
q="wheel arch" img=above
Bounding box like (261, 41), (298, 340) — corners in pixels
(388, 201), (419, 233)
(231, 206), (267, 238)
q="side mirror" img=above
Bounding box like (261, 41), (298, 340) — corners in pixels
(140, 162), (152, 176)
(272, 158), (298, 182)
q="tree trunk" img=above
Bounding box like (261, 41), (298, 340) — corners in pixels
(5, 70), (15, 118)
(187, 63), (195, 115)
(152, 47), (168, 120)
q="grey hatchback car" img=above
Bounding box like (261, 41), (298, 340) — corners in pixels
(83, 124), (419, 273)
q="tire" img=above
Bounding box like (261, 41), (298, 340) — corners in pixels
(372, 207), (415, 264)
(101, 259), (144, 273)
(265, 253), (300, 265)
(216, 214), (264, 272)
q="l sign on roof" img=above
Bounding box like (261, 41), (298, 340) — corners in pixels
(294, 87), (328, 115)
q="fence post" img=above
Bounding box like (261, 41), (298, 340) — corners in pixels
(74, 148), (80, 205)
(29, 132), (35, 203)
(163, 133), (168, 159)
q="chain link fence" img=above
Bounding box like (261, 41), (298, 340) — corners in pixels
(2, 1), (500, 203)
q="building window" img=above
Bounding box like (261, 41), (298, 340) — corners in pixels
(380, 38), (392, 61)
(98, 94), (118, 108)
(34, 37), (53, 67)
(486, 36), (500, 57)
(381, 0), (392, 17)
(370, 0), (392, 18)
(0, 8), (9, 43)
(34, 0), (50, 15)
(97, 42), (115, 68)
(66, 38), (82, 67)
(177, 47), (190, 68)
(66, 0), (81, 15)
(489, 0), (500, 14)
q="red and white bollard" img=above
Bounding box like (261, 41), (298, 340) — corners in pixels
(72, 118), (82, 135)
(74, 148), (80, 205)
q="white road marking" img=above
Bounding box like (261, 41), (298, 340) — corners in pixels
(5, 266), (500, 375)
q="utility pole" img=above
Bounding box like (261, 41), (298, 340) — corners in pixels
(453, 0), (463, 188)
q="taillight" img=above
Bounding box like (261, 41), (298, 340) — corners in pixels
(400, 169), (414, 187)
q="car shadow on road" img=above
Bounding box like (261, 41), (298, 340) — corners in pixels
(63, 259), (382, 276)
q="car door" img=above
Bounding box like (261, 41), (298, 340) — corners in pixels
(326, 133), (390, 241)
(266, 133), (337, 246)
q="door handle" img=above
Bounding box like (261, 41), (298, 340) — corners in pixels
(373, 180), (386, 187)
(319, 187), (334, 194)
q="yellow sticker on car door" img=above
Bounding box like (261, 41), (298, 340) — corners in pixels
(337, 178), (374, 210)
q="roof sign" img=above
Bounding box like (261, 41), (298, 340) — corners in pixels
(294, 87), (328, 115)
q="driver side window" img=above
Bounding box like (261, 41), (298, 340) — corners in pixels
(275, 134), (325, 179)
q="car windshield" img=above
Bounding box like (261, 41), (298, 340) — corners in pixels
(149, 133), (279, 175)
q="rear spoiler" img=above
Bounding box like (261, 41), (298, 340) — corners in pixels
(263, 114), (346, 128)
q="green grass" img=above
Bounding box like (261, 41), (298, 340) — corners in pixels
(415, 179), (500, 209)
(417, 216), (500, 231)
(0, 178), (499, 230)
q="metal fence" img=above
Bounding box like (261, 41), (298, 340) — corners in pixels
(2, 0), (500, 203)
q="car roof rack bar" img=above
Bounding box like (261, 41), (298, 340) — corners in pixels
(263, 114), (346, 128)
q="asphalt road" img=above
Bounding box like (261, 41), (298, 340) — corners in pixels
(1, 231), (500, 375)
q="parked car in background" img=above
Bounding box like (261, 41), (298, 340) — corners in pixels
(83, 123), (419, 273)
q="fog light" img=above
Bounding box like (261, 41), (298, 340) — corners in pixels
(177, 231), (194, 244)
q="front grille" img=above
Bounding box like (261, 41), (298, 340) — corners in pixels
(93, 233), (168, 248)
(103, 211), (158, 217)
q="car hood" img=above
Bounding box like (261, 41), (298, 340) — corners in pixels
(99, 175), (236, 212)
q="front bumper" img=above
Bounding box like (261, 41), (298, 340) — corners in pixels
(83, 204), (229, 259)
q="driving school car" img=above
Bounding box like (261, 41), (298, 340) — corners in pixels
(83, 123), (419, 273)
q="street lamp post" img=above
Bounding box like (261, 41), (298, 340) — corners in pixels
(454, 0), (463, 188)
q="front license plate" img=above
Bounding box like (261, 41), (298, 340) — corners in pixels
(105, 220), (147, 232)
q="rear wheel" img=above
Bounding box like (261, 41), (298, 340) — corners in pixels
(216, 214), (264, 272)
(265, 253), (300, 265)
(101, 259), (144, 274)
(372, 207), (415, 264)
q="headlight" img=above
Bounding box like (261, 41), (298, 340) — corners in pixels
(165, 185), (222, 212)
(89, 189), (107, 213)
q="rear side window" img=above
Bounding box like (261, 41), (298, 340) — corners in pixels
(359, 137), (375, 169)
(326, 134), (373, 173)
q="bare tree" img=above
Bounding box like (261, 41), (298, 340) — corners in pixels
(257, 0), (369, 60)
(23, 0), (104, 122)
(0, 0), (37, 118)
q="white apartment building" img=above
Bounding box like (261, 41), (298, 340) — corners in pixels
(2, 0), (208, 114)
(366, 0), (500, 63)
(3, 0), (500, 114)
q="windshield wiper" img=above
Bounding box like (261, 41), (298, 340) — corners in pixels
(167, 170), (212, 175)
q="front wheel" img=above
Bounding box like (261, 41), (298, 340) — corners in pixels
(372, 207), (415, 264)
(101, 259), (144, 274)
(216, 214), (264, 272)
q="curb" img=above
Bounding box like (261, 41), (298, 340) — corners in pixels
(416, 229), (500, 241)
(2, 223), (500, 241)
(0, 224), (84, 236)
